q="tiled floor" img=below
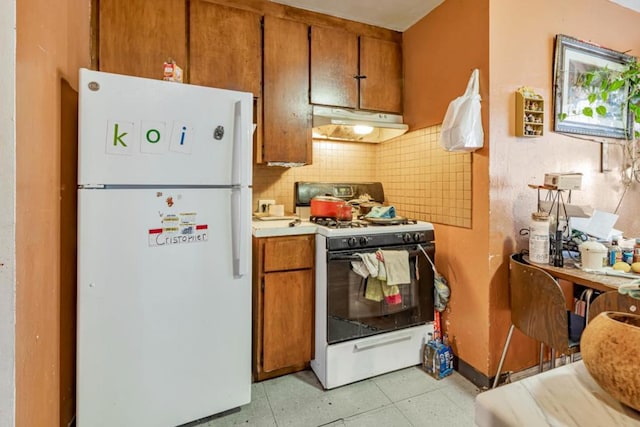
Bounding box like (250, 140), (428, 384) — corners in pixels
(197, 366), (481, 427)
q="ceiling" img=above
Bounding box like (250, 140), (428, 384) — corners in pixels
(269, 0), (640, 32)
(270, 0), (444, 32)
(610, 0), (640, 12)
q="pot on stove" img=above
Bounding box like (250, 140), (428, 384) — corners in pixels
(357, 201), (383, 215)
(336, 204), (353, 221)
(310, 195), (345, 218)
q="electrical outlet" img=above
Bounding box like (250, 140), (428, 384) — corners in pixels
(257, 199), (276, 213)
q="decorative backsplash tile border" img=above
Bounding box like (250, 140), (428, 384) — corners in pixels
(253, 125), (472, 228)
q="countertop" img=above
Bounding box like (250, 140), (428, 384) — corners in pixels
(475, 361), (640, 426)
(251, 218), (317, 238)
(525, 256), (636, 292)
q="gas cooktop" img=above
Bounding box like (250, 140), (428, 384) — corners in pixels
(296, 182), (434, 238)
(313, 219), (434, 238)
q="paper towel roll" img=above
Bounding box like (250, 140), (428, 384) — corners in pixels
(268, 204), (285, 217)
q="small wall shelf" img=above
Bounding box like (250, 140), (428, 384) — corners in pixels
(516, 87), (544, 137)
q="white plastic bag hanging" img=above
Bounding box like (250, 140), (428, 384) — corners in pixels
(439, 69), (484, 152)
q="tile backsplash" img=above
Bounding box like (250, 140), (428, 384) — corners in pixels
(253, 125), (472, 228)
(252, 141), (376, 213)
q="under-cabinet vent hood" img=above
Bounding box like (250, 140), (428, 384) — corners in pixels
(312, 106), (408, 143)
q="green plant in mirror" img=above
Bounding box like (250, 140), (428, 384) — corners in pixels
(575, 60), (640, 139)
(573, 60), (640, 186)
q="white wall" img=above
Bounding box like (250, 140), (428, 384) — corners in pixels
(0, 0), (16, 425)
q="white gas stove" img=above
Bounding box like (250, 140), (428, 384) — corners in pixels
(295, 182), (436, 389)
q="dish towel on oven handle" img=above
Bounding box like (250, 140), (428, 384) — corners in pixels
(365, 277), (400, 303)
(379, 250), (411, 285)
(351, 251), (408, 304)
(417, 244), (450, 312)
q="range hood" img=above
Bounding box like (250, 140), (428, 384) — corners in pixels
(312, 106), (408, 143)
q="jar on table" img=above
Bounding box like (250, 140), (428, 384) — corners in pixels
(529, 212), (550, 264)
(634, 238), (640, 264)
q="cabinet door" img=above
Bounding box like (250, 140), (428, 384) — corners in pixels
(262, 16), (311, 164)
(99, 0), (187, 79)
(190, 1), (262, 96)
(262, 270), (314, 372)
(310, 26), (358, 109)
(359, 36), (403, 113)
(264, 235), (314, 272)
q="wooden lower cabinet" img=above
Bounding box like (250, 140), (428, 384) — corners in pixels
(252, 234), (315, 381)
(262, 270), (314, 372)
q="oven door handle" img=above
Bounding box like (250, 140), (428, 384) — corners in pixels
(328, 254), (366, 262)
(353, 332), (412, 351)
(328, 249), (422, 262)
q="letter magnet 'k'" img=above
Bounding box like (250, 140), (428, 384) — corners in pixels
(106, 121), (134, 155)
(113, 123), (128, 147)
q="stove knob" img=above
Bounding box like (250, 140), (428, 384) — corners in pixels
(347, 237), (358, 247)
(403, 233), (412, 243)
(413, 232), (424, 242)
(359, 236), (370, 245)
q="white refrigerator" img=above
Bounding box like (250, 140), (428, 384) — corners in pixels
(76, 69), (253, 427)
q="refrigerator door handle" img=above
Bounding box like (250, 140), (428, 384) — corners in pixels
(231, 100), (250, 186)
(231, 187), (250, 278)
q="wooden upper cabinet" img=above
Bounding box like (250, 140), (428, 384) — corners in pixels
(189, 1), (262, 96)
(359, 36), (403, 113)
(309, 28), (403, 114)
(99, 0), (186, 79)
(310, 26), (358, 109)
(262, 16), (311, 165)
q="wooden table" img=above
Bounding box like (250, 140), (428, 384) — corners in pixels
(524, 256), (633, 292)
(475, 361), (640, 426)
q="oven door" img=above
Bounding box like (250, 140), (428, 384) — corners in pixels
(326, 244), (434, 344)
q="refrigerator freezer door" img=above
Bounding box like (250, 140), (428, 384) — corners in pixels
(231, 186), (252, 277)
(76, 188), (251, 427)
(78, 68), (253, 187)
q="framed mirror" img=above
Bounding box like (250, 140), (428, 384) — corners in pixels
(553, 34), (634, 139)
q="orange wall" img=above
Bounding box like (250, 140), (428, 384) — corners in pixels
(405, 0), (640, 378)
(403, 0), (490, 130)
(403, 0), (492, 375)
(489, 0), (640, 374)
(16, 0), (90, 425)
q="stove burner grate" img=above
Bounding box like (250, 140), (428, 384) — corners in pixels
(310, 216), (369, 229)
(310, 215), (421, 228)
(357, 216), (418, 226)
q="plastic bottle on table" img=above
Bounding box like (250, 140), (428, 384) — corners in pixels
(529, 212), (550, 264)
(423, 332), (435, 374)
(609, 236), (623, 266)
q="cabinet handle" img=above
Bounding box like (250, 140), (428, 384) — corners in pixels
(353, 74), (367, 80)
